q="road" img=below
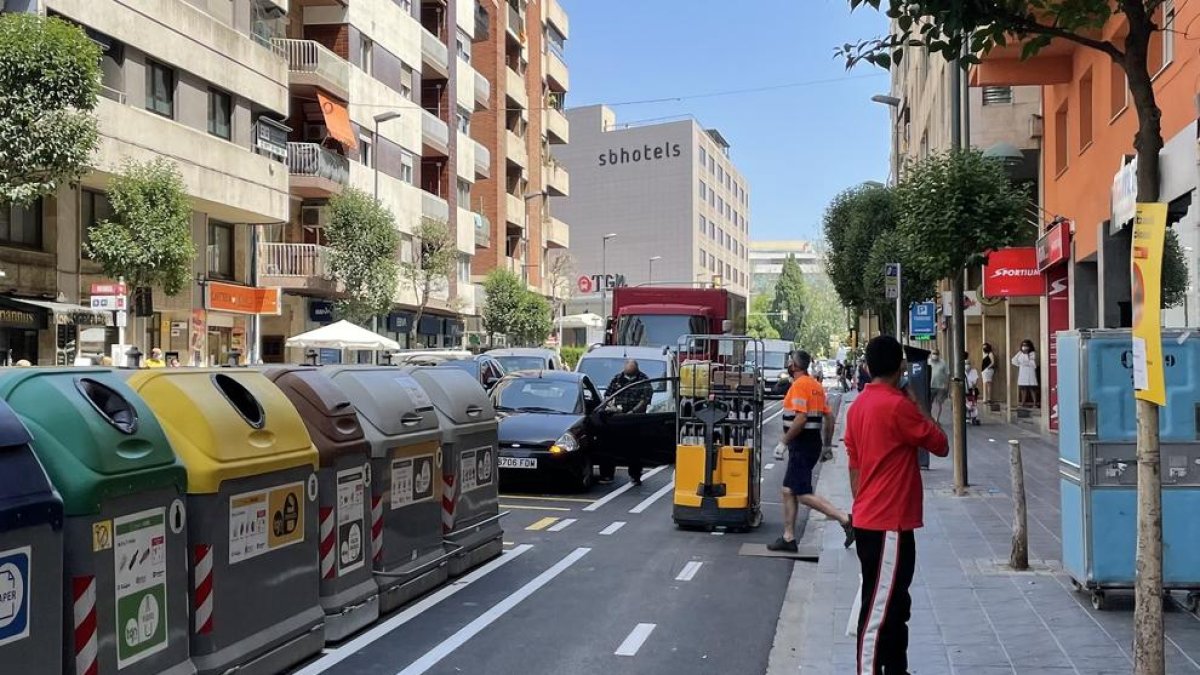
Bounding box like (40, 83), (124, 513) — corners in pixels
(287, 398), (825, 675)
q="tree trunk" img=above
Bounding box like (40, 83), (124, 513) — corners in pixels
(1122, 10), (1165, 672)
(1009, 440), (1028, 570)
(950, 273), (968, 494)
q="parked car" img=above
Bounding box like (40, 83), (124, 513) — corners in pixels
(390, 350), (507, 390)
(574, 345), (678, 469)
(488, 347), (565, 373)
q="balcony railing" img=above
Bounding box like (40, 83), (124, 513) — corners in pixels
(286, 143), (349, 184)
(258, 243), (332, 280)
(507, 4), (523, 38)
(474, 142), (491, 177)
(421, 191), (450, 223)
(474, 70), (491, 106)
(474, 211), (491, 248)
(272, 39), (349, 96)
(421, 109), (450, 153)
(420, 29), (450, 74)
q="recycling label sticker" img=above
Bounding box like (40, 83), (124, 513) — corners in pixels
(229, 482), (305, 564)
(114, 509), (168, 667)
(336, 467), (366, 575)
(390, 453), (435, 508)
(460, 447), (495, 493)
(168, 500), (186, 535)
(0, 546), (31, 648)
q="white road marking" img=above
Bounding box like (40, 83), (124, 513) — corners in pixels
(763, 404), (786, 425)
(615, 623), (657, 657)
(764, 463), (775, 471)
(675, 561), (703, 581)
(395, 547), (591, 675)
(599, 521), (626, 535)
(548, 518), (576, 532)
(582, 466), (667, 512)
(629, 480), (675, 514)
(711, 531), (724, 536)
(294, 544), (533, 675)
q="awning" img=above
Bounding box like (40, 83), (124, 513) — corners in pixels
(10, 298), (111, 326)
(317, 92), (357, 149)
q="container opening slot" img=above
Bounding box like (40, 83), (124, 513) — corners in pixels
(76, 377), (139, 434)
(212, 374), (266, 429)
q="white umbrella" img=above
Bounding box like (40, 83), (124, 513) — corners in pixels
(554, 312), (605, 329)
(285, 320), (400, 351)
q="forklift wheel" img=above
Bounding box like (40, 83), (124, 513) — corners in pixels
(1090, 591), (1106, 611)
(1185, 592), (1200, 613)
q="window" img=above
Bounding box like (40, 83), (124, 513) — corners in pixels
(699, 146), (707, 167)
(82, 190), (113, 242)
(982, 86), (1013, 105)
(207, 220), (235, 279)
(457, 106), (471, 133)
(699, 215), (706, 234)
(456, 29), (472, 62)
(207, 88), (232, 140)
(401, 64), (414, 100)
(1078, 69), (1093, 149)
(717, 226), (723, 244)
(457, 179), (472, 207)
(457, 254), (471, 285)
(718, 197), (724, 215)
(400, 150), (415, 184)
(708, 155), (715, 173)
(545, 25), (566, 57)
(1109, 61), (1127, 118)
(709, 190), (715, 207)
(718, 165), (724, 184)
(360, 36), (374, 75)
(699, 250), (706, 268)
(1148, 0), (1174, 74)
(0, 200), (42, 248)
(1054, 100), (1068, 175)
(359, 134), (373, 167)
(699, 181), (706, 200)
(145, 60), (175, 118)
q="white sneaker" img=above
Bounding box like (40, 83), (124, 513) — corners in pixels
(773, 443), (786, 461)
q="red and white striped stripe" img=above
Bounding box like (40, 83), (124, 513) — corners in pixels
(371, 494), (384, 565)
(193, 544), (214, 635)
(441, 473), (457, 534)
(319, 506), (336, 580)
(72, 576), (98, 675)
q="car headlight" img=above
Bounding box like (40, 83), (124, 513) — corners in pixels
(550, 432), (579, 454)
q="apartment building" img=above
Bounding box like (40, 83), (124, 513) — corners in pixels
(749, 240), (823, 296)
(552, 105), (751, 318)
(469, 0), (570, 304)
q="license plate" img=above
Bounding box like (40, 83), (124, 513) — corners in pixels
(499, 457), (537, 469)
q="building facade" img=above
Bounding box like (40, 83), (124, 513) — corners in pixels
(749, 240), (823, 296)
(552, 105), (750, 317)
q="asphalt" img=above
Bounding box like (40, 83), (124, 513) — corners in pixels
(288, 398), (814, 675)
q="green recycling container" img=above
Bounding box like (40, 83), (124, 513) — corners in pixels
(0, 368), (193, 675)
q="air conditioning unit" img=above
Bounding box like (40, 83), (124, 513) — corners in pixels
(301, 205), (329, 228)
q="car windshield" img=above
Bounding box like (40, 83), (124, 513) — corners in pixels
(493, 378), (579, 414)
(615, 315), (695, 346)
(577, 357), (673, 412)
(495, 356), (546, 372)
(436, 359), (480, 377)
(761, 352), (789, 369)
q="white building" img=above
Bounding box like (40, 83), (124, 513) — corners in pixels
(749, 240), (823, 296)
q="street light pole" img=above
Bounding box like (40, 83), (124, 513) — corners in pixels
(949, 49), (969, 492)
(372, 112), (403, 349)
(648, 255), (662, 286)
(602, 233), (617, 317)
(870, 94), (902, 185)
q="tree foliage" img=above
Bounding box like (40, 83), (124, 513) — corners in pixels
(747, 294), (780, 340)
(1162, 228), (1187, 309)
(325, 187), (400, 324)
(824, 183), (896, 313)
(481, 269), (553, 346)
(770, 255), (806, 340)
(794, 275), (848, 358)
(401, 217), (456, 338)
(86, 159), (194, 295)
(513, 292), (553, 346)
(0, 13), (100, 205)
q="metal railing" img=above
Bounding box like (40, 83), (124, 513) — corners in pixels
(272, 38), (349, 94)
(257, 243), (332, 279)
(286, 143), (350, 184)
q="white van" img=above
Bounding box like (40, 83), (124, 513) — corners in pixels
(759, 339), (795, 398)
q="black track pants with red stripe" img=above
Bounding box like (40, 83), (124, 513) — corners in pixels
(855, 528), (916, 675)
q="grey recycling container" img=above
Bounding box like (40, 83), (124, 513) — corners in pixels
(0, 399), (62, 675)
(403, 367), (502, 576)
(324, 366), (448, 613)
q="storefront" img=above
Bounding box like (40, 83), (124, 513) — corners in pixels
(196, 281), (281, 366)
(0, 297), (115, 366)
(1038, 221), (1072, 431)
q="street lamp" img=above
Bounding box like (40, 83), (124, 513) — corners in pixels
(871, 94), (902, 186)
(648, 255), (662, 285)
(601, 233), (618, 317)
(372, 112), (403, 203)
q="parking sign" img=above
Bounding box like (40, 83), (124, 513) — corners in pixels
(909, 302), (937, 337)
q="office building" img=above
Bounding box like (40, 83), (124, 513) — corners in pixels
(749, 240), (823, 296)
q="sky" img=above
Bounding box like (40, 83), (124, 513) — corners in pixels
(560, 0), (891, 244)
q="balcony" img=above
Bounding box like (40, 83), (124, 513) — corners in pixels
(421, 109), (450, 156)
(257, 243), (337, 293)
(474, 211), (491, 248)
(505, 68), (528, 110)
(421, 190), (450, 223)
(506, 3), (523, 41)
(545, 0), (569, 40)
(287, 143), (349, 198)
(546, 215), (569, 249)
(456, 207), (476, 254)
(544, 106), (568, 144)
(506, 130), (528, 168)
(506, 192), (526, 227)
(546, 49), (569, 92)
(273, 39), (349, 100)
(420, 29), (450, 78)
(474, 142), (491, 178)
(544, 158), (569, 197)
(474, 70), (491, 110)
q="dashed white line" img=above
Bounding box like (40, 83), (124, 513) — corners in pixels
(764, 463), (775, 471)
(547, 518), (576, 532)
(599, 521), (626, 535)
(711, 531), (724, 536)
(629, 481), (675, 514)
(395, 547), (591, 675)
(615, 623), (657, 656)
(675, 561), (703, 581)
(582, 465), (667, 512)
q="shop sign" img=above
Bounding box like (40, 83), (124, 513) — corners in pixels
(89, 296), (126, 311)
(206, 282), (281, 316)
(309, 300), (334, 323)
(90, 282), (127, 296)
(1036, 222), (1071, 271)
(387, 311), (414, 334)
(0, 309), (41, 329)
(579, 274), (625, 294)
(982, 248), (1041, 297)
(1046, 265), (1069, 431)
(53, 310), (108, 327)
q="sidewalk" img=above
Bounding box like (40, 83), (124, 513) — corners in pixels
(768, 393), (1200, 675)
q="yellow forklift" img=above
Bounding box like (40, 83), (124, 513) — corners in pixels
(672, 335), (764, 531)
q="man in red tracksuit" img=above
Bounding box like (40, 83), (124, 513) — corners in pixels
(843, 336), (948, 675)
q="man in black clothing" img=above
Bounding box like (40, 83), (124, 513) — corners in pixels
(599, 359), (652, 485)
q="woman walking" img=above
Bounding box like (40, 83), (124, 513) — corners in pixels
(1011, 339), (1039, 408)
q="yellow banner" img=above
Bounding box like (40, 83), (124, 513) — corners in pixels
(1131, 202), (1168, 405)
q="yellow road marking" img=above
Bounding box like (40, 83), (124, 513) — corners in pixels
(499, 504), (573, 512)
(526, 517), (559, 531)
(500, 494), (593, 503)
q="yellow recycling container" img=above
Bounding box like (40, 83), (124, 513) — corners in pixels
(122, 369), (322, 675)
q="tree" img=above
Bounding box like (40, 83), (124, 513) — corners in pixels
(0, 13), (100, 205)
(770, 255), (806, 340)
(747, 294), (781, 340)
(1162, 230), (1187, 309)
(545, 252), (576, 323)
(401, 217), (456, 342)
(513, 291), (553, 346)
(482, 269), (525, 342)
(325, 188), (400, 324)
(86, 159), (195, 295)
(794, 276), (848, 358)
(824, 183), (897, 314)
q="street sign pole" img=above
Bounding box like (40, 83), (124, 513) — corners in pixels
(117, 276), (126, 352)
(895, 263), (903, 343)
(884, 263), (902, 341)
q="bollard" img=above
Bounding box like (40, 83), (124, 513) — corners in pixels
(226, 348), (243, 367)
(1009, 439), (1029, 570)
(306, 348), (320, 366)
(125, 345), (143, 368)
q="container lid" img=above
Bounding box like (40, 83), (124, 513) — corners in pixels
(121, 369), (317, 493)
(403, 366), (496, 426)
(0, 369), (186, 515)
(262, 366), (369, 464)
(0, 398), (62, 530)
(324, 366), (440, 438)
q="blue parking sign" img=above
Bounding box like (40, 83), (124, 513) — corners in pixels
(0, 546), (30, 647)
(909, 302), (937, 337)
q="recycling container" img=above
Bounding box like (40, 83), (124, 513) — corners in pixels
(403, 366), (502, 577)
(0, 399), (62, 675)
(122, 369), (323, 675)
(0, 368), (192, 675)
(263, 366), (377, 641)
(324, 366), (447, 613)
(1058, 329), (1200, 609)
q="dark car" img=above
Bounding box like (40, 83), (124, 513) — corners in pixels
(391, 351), (507, 391)
(488, 347), (565, 373)
(492, 369), (676, 491)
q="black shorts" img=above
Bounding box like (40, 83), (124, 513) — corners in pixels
(783, 440), (821, 495)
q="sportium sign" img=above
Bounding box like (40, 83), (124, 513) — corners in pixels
(983, 247), (1041, 297)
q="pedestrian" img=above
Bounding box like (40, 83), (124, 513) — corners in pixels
(100, 356), (113, 366)
(167, 356), (181, 368)
(1011, 339), (1038, 408)
(599, 359), (652, 486)
(769, 350), (854, 553)
(856, 359), (871, 392)
(13, 359), (31, 367)
(144, 347), (166, 368)
(980, 342), (996, 403)
(927, 348), (949, 423)
(843, 335), (949, 675)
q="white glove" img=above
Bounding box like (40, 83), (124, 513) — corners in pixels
(773, 442), (787, 461)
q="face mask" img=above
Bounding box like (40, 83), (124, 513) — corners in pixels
(930, 355), (939, 362)
(899, 374), (910, 389)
